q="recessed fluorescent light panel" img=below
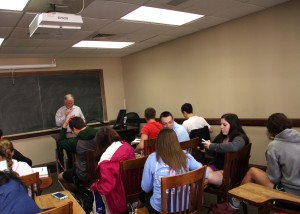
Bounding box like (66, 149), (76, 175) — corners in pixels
(0, 38), (4, 46)
(121, 6), (204, 26)
(0, 0), (29, 11)
(73, 41), (134, 49)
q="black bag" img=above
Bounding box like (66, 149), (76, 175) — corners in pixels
(74, 189), (94, 214)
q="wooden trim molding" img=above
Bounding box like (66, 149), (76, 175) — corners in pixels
(174, 118), (300, 127)
(6, 118), (300, 141)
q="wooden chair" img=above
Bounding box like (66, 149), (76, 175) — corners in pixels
(161, 166), (207, 214)
(205, 143), (252, 203)
(19, 172), (41, 200)
(228, 183), (300, 214)
(120, 156), (148, 211)
(39, 201), (73, 214)
(144, 138), (157, 156)
(189, 126), (211, 150)
(84, 150), (97, 187)
(180, 137), (199, 157)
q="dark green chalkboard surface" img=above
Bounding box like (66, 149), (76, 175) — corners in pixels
(0, 70), (104, 135)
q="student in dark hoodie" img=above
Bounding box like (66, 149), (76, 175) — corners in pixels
(210, 113), (300, 213)
(58, 116), (97, 192)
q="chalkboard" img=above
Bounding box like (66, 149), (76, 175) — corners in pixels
(0, 70), (104, 135)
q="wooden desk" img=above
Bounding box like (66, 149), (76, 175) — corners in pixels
(35, 190), (85, 214)
(228, 183), (300, 213)
(40, 169), (53, 191)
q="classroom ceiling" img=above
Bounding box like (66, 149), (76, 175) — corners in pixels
(0, 0), (289, 58)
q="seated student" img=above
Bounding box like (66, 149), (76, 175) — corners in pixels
(181, 103), (213, 133)
(58, 117), (97, 192)
(0, 129), (32, 166)
(210, 113), (300, 213)
(91, 127), (135, 213)
(141, 128), (208, 214)
(135, 107), (163, 153)
(57, 116), (97, 157)
(160, 111), (190, 142)
(202, 113), (249, 186)
(0, 171), (42, 214)
(0, 139), (33, 176)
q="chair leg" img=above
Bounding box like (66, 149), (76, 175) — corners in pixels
(242, 202), (248, 214)
(258, 206), (269, 214)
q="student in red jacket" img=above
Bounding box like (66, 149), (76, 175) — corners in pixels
(91, 127), (135, 214)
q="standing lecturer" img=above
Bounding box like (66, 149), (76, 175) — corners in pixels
(55, 94), (85, 132)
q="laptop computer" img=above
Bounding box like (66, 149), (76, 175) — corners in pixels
(113, 109), (126, 129)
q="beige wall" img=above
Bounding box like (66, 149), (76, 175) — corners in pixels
(122, 0), (300, 165)
(1, 57), (125, 165)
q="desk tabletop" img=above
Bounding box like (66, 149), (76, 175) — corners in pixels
(35, 190), (85, 214)
(228, 183), (300, 205)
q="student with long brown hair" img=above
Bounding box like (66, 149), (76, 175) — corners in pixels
(141, 128), (208, 214)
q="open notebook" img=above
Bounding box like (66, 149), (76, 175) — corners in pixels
(32, 167), (49, 178)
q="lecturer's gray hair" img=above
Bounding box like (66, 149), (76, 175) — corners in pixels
(64, 94), (74, 101)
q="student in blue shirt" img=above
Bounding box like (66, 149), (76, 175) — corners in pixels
(0, 171), (42, 214)
(160, 111), (190, 142)
(141, 128), (208, 213)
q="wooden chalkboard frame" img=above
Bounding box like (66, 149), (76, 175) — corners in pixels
(0, 69), (107, 138)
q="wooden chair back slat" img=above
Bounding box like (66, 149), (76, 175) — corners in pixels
(161, 166), (207, 214)
(120, 156), (148, 204)
(180, 137), (199, 157)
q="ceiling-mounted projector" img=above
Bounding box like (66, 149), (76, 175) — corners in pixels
(29, 12), (83, 38)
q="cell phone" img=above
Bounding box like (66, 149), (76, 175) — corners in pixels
(201, 139), (206, 143)
(51, 192), (68, 200)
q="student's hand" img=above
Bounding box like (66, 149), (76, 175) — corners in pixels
(202, 140), (211, 149)
(62, 115), (74, 128)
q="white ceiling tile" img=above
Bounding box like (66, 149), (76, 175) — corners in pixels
(82, 17), (113, 31)
(0, 27), (14, 37)
(186, 16), (229, 30)
(161, 26), (199, 37)
(117, 33), (157, 42)
(17, 13), (38, 27)
(214, 3), (263, 20)
(144, 35), (175, 43)
(235, 0), (289, 8)
(38, 39), (78, 47)
(81, 1), (139, 20)
(98, 20), (149, 34)
(3, 38), (44, 47)
(0, 11), (23, 27)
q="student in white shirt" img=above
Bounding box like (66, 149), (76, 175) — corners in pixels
(181, 103), (212, 134)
